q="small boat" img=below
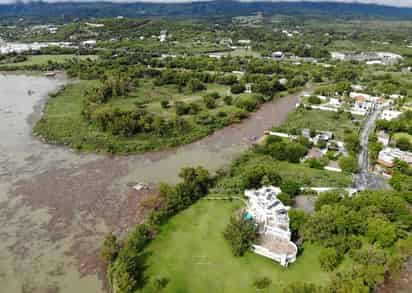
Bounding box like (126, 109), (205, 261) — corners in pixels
(27, 90), (34, 96)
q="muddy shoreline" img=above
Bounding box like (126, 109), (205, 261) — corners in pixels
(0, 74), (309, 293)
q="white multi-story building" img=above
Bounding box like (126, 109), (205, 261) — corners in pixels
(378, 147), (412, 167)
(244, 186), (298, 267)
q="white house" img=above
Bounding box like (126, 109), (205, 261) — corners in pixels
(82, 40), (97, 48)
(380, 110), (402, 121)
(272, 51), (284, 59)
(245, 186), (298, 267)
(238, 39), (251, 45)
(159, 30), (168, 42)
(378, 147), (412, 167)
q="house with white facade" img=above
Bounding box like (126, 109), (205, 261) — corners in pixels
(378, 147), (412, 168)
(272, 51), (284, 59)
(159, 30), (168, 42)
(245, 186), (298, 267)
(238, 39), (251, 45)
(380, 110), (402, 121)
(82, 40), (97, 48)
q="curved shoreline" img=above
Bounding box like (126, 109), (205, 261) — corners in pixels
(0, 74), (311, 293)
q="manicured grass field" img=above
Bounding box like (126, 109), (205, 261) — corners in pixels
(141, 200), (331, 293)
(3, 54), (97, 67)
(278, 108), (362, 140)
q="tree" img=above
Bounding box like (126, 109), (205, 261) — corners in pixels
(344, 132), (360, 154)
(285, 143), (308, 163)
(319, 247), (341, 272)
(315, 191), (342, 211)
(339, 156), (359, 173)
(236, 95), (258, 112)
(289, 209), (306, 235)
(366, 218), (397, 248)
(241, 164), (281, 189)
(224, 213), (258, 256)
(351, 244), (386, 266)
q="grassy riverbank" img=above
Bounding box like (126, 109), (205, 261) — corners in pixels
(34, 78), (291, 153)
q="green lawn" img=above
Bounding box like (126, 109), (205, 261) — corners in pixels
(142, 200), (331, 293)
(278, 108), (362, 140)
(2, 54), (97, 67)
(393, 132), (412, 144)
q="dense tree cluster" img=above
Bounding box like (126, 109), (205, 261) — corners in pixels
(254, 136), (309, 163)
(296, 190), (412, 292)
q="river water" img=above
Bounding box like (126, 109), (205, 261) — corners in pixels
(0, 74), (304, 293)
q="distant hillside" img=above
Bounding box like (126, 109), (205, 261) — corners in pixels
(1, 1), (412, 23)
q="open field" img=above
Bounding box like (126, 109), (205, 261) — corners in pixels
(218, 153), (353, 189)
(142, 200), (331, 293)
(277, 108), (362, 140)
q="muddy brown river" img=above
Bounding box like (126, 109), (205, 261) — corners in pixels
(0, 73), (306, 293)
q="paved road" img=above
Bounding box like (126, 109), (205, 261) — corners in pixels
(354, 106), (391, 190)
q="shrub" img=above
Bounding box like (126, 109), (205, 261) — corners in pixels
(175, 101), (191, 115)
(307, 158), (327, 169)
(160, 99), (170, 109)
(223, 95), (233, 105)
(230, 83), (246, 94)
(280, 180), (302, 196)
(187, 78), (206, 92)
(203, 95), (217, 109)
(396, 137), (412, 151)
(253, 277), (272, 289)
(205, 92), (220, 99)
(100, 233), (120, 264)
(308, 96), (322, 105)
(236, 95), (258, 112)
